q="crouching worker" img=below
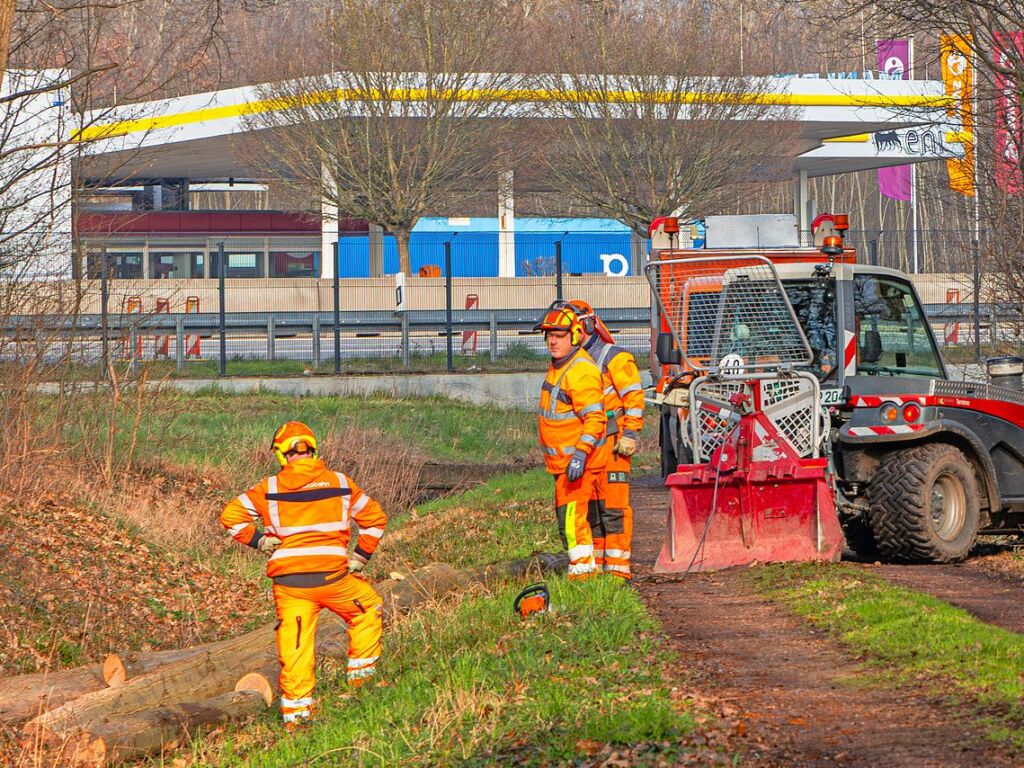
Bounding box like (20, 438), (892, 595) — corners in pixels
(535, 306), (608, 579)
(220, 421), (387, 729)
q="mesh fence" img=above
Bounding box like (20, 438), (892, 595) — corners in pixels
(2, 228), (1016, 379)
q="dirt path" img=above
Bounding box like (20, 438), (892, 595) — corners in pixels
(629, 478), (1022, 767)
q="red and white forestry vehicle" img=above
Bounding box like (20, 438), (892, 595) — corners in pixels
(647, 213), (1024, 571)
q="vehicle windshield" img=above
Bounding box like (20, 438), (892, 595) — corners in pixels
(852, 274), (943, 377)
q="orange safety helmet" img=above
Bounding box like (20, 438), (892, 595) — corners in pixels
(566, 299), (615, 344)
(534, 305), (583, 346)
(271, 421), (318, 467)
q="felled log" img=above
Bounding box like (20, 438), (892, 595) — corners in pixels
(0, 664), (106, 725)
(102, 648), (207, 687)
(59, 689), (268, 767)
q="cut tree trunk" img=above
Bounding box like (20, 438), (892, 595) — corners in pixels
(102, 648), (208, 687)
(24, 617), (347, 744)
(58, 690), (268, 768)
(0, 664), (106, 725)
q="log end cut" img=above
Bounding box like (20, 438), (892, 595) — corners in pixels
(234, 673), (275, 707)
(101, 654), (127, 688)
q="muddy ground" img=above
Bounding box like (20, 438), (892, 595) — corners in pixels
(629, 477), (1024, 767)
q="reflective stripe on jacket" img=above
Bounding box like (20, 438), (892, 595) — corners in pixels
(220, 457), (387, 578)
(585, 337), (645, 436)
(538, 347), (608, 474)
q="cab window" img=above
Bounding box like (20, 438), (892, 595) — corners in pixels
(853, 275), (943, 377)
(783, 280), (837, 381)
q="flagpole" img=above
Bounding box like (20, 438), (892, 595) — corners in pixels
(909, 35), (919, 273)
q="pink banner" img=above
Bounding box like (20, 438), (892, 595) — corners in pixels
(995, 32), (1024, 195)
(876, 40), (911, 200)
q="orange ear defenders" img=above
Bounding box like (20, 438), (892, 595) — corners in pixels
(513, 583), (551, 618)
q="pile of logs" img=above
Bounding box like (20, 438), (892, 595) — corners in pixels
(3, 554), (566, 767)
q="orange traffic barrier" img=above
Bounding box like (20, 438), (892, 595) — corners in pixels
(944, 288), (961, 345)
(121, 296), (142, 360)
(185, 296), (201, 358)
(154, 298), (170, 358)
(461, 293), (479, 354)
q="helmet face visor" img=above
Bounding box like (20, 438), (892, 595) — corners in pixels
(272, 422), (318, 466)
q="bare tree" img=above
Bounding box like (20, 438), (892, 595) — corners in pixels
(247, 0), (527, 275)
(531, 0), (801, 236)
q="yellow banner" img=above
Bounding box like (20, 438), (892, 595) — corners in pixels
(940, 34), (975, 196)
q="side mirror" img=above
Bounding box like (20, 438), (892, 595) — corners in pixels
(656, 332), (682, 366)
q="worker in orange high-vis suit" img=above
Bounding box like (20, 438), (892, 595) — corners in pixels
(534, 306), (608, 579)
(220, 421), (388, 730)
(568, 299), (645, 579)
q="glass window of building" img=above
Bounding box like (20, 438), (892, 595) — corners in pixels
(150, 250), (205, 279)
(210, 250), (264, 278)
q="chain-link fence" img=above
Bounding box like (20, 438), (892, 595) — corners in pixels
(4, 229), (1019, 379)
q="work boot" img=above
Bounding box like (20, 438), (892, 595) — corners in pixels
(283, 714), (313, 733)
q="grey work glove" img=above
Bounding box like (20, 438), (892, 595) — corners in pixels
(257, 534), (282, 554)
(565, 449), (588, 482)
(348, 553), (368, 573)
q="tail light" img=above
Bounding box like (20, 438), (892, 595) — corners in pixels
(880, 404), (899, 423)
(902, 403), (922, 423)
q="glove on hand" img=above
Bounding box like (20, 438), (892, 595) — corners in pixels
(348, 553), (368, 573)
(257, 535), (282, 554)
(566, 449), (588, 482)
(616, 435), (638, 457)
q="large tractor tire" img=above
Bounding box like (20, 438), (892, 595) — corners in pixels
(660, 411), (679, 478)
(840, 515), (880, 561)
(866, 443), (981, 563)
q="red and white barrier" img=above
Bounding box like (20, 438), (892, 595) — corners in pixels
(154, 298), (170, 358)
(121, 296), (142, 360)
(461, 293), (479, 355)
(185, 296), (201, 358)
(944, 288), (961, 345)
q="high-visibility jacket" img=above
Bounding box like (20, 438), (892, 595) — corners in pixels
(583, 336), (645, 439)
(221, 458), (387, 578)
(538, 347), (608, 474)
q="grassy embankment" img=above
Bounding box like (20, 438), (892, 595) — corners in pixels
(757, 564), (1024, 745)
(55, 342), (549, 381)
(5, 391), (698, 765)
(151, 396), (694, 766)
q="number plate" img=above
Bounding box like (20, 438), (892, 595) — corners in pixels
(820, 387), (845, 406)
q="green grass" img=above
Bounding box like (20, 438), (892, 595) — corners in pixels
(196, 577), (693, 767)
(51, 345), (548, 381)
(757, 563), (1024, 743)
(373, 469), (556, 575)
(108, 391), (539, 478)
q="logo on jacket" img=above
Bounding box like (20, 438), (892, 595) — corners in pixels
(304, 481), (332, 489)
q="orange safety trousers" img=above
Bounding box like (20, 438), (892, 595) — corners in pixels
(272, 573), (383, 723)
(589, 451), (633, 579)
(555, 470), (598, 579)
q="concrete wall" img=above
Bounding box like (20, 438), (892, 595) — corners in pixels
(165, 371), (549, 410)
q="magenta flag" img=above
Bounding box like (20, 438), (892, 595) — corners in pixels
(876, 40), (912, 200)
(995, 32), (1024, 195)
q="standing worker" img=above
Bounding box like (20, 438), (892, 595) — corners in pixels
(534, 305), (608, 579)
(220, 421), (388, 729)
(568, 300), (645, 579)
